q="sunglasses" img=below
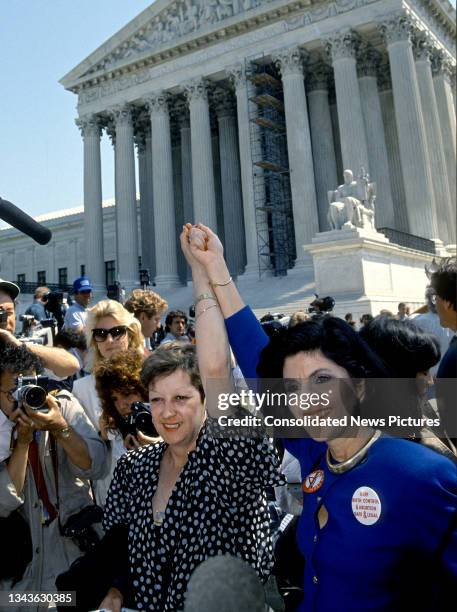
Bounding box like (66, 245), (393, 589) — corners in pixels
(92, 325), (128, 343)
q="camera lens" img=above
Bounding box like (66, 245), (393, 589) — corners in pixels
(22, 385), (47, 409)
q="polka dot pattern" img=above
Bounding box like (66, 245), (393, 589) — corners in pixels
(103, 418), (284, 611)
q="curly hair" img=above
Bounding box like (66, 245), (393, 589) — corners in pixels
(0, 343), (43, 378)
(124, 289), (168, 319)
(85, 299), (144, 371)
(141, 341), (204, 402)
(94, 350), (147, 431)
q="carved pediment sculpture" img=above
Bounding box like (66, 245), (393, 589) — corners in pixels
(82, 0), (269, 77)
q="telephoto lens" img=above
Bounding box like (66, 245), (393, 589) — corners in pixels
(18, 385), (48, 410)
(13, 375), (49, 412)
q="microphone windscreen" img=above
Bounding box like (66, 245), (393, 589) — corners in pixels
(184, 554), (266, 612)
(0, 198), (52, 245)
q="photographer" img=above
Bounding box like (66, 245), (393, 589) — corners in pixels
(0, 278), (80, 379)
(24, 286), (51, 322)
(91, 351), (158, 507)
(0, 342), (108, 607)
(94, 351), (159, 450)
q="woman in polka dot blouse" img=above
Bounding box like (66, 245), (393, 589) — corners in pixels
(99, 225), (284, 611)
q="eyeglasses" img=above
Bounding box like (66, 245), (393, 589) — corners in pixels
(0, 388), (15, 402)
(92, 325), (128, 343)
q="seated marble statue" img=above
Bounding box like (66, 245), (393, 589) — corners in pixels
(327, 168), (376, 231)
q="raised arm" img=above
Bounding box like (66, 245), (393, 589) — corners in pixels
(190, 224), (269, 381)
(180, 225), (231, 394)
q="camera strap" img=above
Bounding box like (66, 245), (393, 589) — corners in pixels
(29, 434), (58, 525)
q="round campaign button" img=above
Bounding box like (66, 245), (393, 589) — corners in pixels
(303, 469), (325, 493)
(351, 486), (381, 525)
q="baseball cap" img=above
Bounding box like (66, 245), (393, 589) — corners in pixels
(0, 278), (20, 301)
(73, 276), (93, 293)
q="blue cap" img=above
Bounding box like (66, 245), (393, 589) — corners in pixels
(73, 276), (93, 293)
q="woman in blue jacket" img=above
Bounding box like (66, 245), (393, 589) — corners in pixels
(185, 223), (457, 612)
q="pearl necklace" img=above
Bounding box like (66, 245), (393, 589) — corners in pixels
(326, 429), (382, 474)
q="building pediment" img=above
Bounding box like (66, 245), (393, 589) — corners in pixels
(61, 0), (455, 94)
(61, 0), (284, 90)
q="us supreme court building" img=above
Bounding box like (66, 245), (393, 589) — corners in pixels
(5, 0), (456, 300)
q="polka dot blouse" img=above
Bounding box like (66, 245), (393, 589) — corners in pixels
(103, 418), (285, 611)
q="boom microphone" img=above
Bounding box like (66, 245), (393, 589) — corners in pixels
(0, 197), (52, 245)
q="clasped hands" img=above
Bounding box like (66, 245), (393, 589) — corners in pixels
(180, 223), (228, 281)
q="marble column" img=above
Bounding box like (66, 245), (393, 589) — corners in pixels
(228, 66), (258, 275)
(378, 67), (409, 233)
(146, 93), (180, 287)
(275, 47), (318, 261)
(306, 64), (338, 232)
(171, 124), (186, 284)
(184, 78), (217, 230)
(432, 52), (457, 228)
(179, 113), (194, 225)
(145, 130), (156, 278)
(76, 114), (105, 292)
(212, 130), (225, 241)
(325, 30), (370, 174)
(106, 120), (119, 277)
(135, 124), (155, 281)
(380, 15), (438, 240)
(179, 113), (193, 282)
(357, 46), (395, 228)
(413, 36), (454, 245)
(215, 97), (246, 276)
(110, 105), (139, 290)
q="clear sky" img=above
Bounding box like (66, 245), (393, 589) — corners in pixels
(0, 0), (154, 222)
(0, 0), (455, 222)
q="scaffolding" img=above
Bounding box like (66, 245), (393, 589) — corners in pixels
(247, 59), (296, 277)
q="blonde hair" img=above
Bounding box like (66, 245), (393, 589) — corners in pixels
(85, 299), (144, 370)
(289, 311), (311, 328)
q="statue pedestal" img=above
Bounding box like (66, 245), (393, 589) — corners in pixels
(303, 227), (437, 317)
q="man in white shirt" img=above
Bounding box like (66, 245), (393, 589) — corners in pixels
(64, 276), (93, 332)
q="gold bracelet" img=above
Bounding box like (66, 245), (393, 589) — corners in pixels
(53, 426), (72, 440)
(210, 276), (232, 288)
(196, 304), (219, 319)
(194, 292), (216, 305)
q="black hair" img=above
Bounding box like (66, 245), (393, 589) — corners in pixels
(359, 315), (440, 378)
(257, 315), (389, 379)
(54, 329), (87, 352)
(0, 343), (43, 378)
(165, 310), (188, 332)
(431, 257), (457, 311)
(360, 313), (374, 326)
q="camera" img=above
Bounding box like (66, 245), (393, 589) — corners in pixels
(61, 505), (103, 553)
(13, 375), (49, 412)
(0, 307), (8, 327)
(119, 401), (158, 439)
(308, 295), (335, 314)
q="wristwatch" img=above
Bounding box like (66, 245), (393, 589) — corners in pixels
(53, 426), (72, 440)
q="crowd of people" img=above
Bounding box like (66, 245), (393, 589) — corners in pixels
(0, 227), (456, 612)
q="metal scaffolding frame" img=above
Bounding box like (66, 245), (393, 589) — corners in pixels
(246, 58), (295, 277)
